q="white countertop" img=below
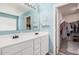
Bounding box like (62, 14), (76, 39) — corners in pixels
(0, 32), (48, 48)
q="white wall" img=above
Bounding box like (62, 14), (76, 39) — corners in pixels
(63, 13), (79, 23)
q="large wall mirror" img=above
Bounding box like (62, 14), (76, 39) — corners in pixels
(0, 3), (40, 35)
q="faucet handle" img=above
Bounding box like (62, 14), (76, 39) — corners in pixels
(13, 35), (19, 39)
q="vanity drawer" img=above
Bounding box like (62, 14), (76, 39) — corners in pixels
(34, 38), (40, 50)
(2, 40), (33, 55)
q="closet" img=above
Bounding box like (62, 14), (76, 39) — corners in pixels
(57, 3), (79, 55)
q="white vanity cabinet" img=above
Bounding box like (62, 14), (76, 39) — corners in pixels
(1, 40), (33, 55)
(0, 32), (49, 55)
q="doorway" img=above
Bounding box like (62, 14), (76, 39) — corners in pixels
(56, 3), (79, 55)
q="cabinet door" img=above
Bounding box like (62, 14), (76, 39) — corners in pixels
(0, 49), (1, 55)
(2, 40), (33, 55)
(21, 48), (33, 55)
(40, 35), (49, 55)
(16, 47), (33, 55)
(33, 38), (40, 55)
(34, 48), (40, 55)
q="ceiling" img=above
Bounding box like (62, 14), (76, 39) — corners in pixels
(0, 3), (33, 16)
(58, 3), (79, 16)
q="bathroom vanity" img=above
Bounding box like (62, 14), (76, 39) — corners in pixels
(0, 32), (49, 55)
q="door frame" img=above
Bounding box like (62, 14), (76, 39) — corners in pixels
(55, 4), (69, 54)
(55, 7), (61, 54)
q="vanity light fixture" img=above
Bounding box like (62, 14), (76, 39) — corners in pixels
(24, 3), (36, 9)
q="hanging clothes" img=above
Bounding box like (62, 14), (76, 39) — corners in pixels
(60, 21), (68, 39)
(77, 23), (79, 33)
(73, 24), (76, 33)
(67, 23), (73, 34)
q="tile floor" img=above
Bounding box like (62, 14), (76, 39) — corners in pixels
(59, 38), (79, 55)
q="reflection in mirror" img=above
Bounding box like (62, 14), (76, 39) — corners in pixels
(25, 16), (31, 30)
(23, 3), (40, 31)
(0, 16), (17, 31)
(0, 12), (18, 32)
